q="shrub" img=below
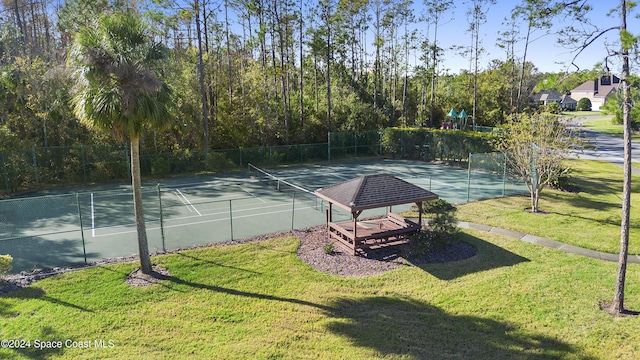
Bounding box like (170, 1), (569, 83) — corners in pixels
(323, 242), (335, 255)
(548, 166), (575, 191)
(205, 152), (235, 172)
(151, 156), (169, 176)
(409, 200), (459, 256)
(577, 98), (592, 111)
(0, 254), (12, 278)
(545, 102), (562, 114)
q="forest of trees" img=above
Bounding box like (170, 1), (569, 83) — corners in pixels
(0, 0), (616, 156)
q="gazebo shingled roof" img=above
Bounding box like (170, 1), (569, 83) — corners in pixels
(314, 174), (438, 212)
(314, 174), (439, 255)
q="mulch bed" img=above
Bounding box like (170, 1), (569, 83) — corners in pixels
(0, 225), (476, 293)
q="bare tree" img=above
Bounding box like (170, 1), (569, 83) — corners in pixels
(465, 0), (496, 129)
(422, 0), (454, 127)
(562, 0), (638, 315)
(498, 113), (578, 213)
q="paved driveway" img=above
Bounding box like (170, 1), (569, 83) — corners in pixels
(568, 114), (640, 174)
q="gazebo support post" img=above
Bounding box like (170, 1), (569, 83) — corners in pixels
(417, 202), (423, 230)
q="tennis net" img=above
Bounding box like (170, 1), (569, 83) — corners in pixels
(247, 163), (318, 205)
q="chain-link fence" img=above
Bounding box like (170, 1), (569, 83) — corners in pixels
(1, 129), (499, 196)
(0, 183), (329, 273)
(0, 154), (525, 274)
(467, 152), (526, 202)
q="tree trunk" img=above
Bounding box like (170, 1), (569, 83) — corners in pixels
(130, 137), (152, 275)
(613, 0), (631, 314)
(194, 0), (210, 155)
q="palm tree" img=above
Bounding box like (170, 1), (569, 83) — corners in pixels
(69, 11), (173, 275)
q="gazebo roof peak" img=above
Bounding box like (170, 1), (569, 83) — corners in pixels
(314, 174), (438, 212)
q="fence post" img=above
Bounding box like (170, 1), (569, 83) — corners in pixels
(32, 147), (40, 190)
(502, 152), (507, 197)
(158, 184), (166, 252)
(76, 194), (88, 264)
(80, 145), (88, 183)
(327, 132), (331, 162)
(354, 132), (357, 157)
(1, 152), (8, 193)
(467, 153), (472, 203)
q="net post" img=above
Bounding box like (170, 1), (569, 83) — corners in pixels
(158, 183), (166, 252)
(76, 194), (87, 264)
(291, 193), (296, 230)
(467, 153), (472, 203)
(229, 200), (234, 241)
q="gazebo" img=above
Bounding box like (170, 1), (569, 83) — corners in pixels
(314, 174), (439, 255)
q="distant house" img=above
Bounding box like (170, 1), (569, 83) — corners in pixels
(531, 90), (578, 111)
(570, 75), (620, 111)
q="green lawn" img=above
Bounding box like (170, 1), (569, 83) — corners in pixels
(458, 159), (640, 255)
(579, 117), (640, 142)
(561, 111), (603, 117)
(1, 232), (640, 359)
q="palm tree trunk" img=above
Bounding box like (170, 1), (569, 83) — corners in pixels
(131, 137), (152, 275)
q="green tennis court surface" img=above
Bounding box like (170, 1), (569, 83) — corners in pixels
(0, 159), (525, 273)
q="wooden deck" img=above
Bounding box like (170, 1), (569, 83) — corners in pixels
(328, 213), (420, 255)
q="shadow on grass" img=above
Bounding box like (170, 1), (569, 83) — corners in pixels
(164, 275), (332, 311)
(2, 287), (93, 313)
(175, 253), (262, 275)
(0, 291), (91, 359)
(413, 232), (530, 281)
(1, 325), (66, 359)
(323, 296), (594, 359)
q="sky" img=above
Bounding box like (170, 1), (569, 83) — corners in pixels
(425, 1), (637, 74)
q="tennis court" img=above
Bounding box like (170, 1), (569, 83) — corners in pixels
(0, 159), (525, 273)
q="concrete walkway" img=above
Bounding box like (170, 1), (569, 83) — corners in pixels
(458, 221), (640, 264)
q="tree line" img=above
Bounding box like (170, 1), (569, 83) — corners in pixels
(0, 0), (613, 155)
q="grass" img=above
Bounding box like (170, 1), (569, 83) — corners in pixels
(457, 159), (640, 255)
(1, 232), (640, 359)
(561, 111), (603, 117)
(580, 117), (640, 142)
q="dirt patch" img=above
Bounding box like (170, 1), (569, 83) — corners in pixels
(125, 265), (171, 287)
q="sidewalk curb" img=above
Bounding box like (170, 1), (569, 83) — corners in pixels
(457, 221), (640, 264)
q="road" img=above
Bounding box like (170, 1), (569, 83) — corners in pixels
(568, 114), (640, 174)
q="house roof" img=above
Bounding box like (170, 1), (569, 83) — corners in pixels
(561, 95), (577, 104)
(534, 90), (563, 102)
(314, 174), (438, 212)
(571, 75), (620, 98)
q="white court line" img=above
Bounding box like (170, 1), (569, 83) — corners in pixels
(91, 204), (317, 238)
(235, 183), (266, 203)
(175, 189), (202, 216)
(410, 178), (463, 189)
(91, 201), (295, 235)
(371, 165), (465, 190)
(371, 166), (415, 178)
